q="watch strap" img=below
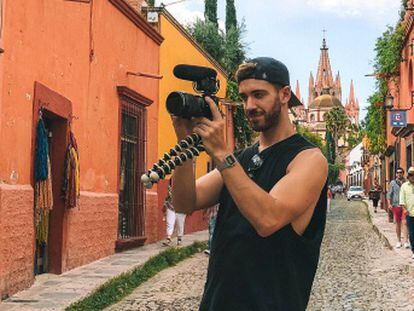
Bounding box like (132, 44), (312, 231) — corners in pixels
(216, 154), (237, 172)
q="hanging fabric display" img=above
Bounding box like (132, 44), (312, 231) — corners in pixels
(62, 131), (80, 208)
(34, 115), (53, 245)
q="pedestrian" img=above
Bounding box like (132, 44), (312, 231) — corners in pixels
(172, 57), (328, 310)
(399, 166), (414, 258)
(162, 179), (186, 246)
(387, 167), (409, 249)
(327, 187), (332, 213)
(369, 180), (382, 213)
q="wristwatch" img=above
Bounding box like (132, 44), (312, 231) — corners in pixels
(216, 154), (237, 172)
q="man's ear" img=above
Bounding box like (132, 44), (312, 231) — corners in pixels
(280, 86), (291, 106)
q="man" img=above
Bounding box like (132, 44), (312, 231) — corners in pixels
(172, 57), (328, 310)
(399, 166), (414, 258)
(369, 180), (382, 213)
(387, 167), (409, 248)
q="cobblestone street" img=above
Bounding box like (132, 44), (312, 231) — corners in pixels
(107, 199), (414, 311)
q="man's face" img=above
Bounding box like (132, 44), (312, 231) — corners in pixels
(238, 79), (290, 132)
(396, 170), (404, 179)
(408, 173), (414, 183)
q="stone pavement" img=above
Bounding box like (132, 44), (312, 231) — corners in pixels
(0, 231), (208, 311)
(106, 199), (414, 310)
(365, 198), (414, 275)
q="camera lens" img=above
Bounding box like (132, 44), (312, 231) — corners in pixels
(166, 92), (210, 119)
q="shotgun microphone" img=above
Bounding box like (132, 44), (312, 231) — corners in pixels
(173, 64), (217, 82)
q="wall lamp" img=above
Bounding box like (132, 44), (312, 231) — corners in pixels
(384, 91), (414, 110)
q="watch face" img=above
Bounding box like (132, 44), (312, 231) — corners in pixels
(226, 154), (236, 165)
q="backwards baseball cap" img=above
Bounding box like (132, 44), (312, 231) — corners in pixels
(237, 57), (302, 108)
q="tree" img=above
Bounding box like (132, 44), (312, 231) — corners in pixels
(325, 107), (349, 159)
(205, 0), (218, 28)
(325, 130), (335, 164)
(226, 0), (237, 33)
(187, 19), (225, 63)
(147, 0), (155, 6)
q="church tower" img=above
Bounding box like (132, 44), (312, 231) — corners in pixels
(308, 38), (342, 104)
(345, 80), (360, 125)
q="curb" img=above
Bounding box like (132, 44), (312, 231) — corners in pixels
(363, 200), (393, 250)
(363, 200), (414, 277)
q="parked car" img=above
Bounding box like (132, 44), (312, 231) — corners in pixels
(347, 186), (364, 201)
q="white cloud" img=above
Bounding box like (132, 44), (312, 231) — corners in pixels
(304, 0), (401, 23)
(306, 0), (401, 17)
(155, 0), (204, 26)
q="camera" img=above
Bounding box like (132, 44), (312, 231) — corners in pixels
(166, 64), (220, 119)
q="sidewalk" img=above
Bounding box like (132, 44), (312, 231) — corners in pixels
(365, 200), (414, 276)
(0, 231), (208, 311)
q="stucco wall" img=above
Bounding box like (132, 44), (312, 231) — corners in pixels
(0, 0), (161, 296)
(0, 184), (34, 299)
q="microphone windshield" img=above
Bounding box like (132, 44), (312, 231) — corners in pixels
(173, 64), (217, 82)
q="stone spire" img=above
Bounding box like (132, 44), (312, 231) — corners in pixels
(346, 80), (359, 125)
(315, 38), (334, 93)
(308, 72), (315, 105)
(335, 71), (342, 101)
(295, 80), (302, 101)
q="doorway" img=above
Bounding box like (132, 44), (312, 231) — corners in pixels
(32, 82), (71, 274)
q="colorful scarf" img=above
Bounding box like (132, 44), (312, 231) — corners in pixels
(62, 131), (80, 208)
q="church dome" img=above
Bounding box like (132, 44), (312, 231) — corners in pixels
(309, 94), (342, 109)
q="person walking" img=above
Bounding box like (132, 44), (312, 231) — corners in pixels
(162, 180), (186, 246)
(172, 57), (328, 310)
(399, 166), (414, 257)
(327, 187), (332, 213)
(369, 181), (382, 213)
(387, 167), (409, 249)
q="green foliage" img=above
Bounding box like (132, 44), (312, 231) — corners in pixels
(374, 25), (405, 77)
(297, 126), (325, 151)
(346, 123), (364, 150)
(66, 242), (207, 311)
(228, 81), (253, 148)
(223, 21), (247, 79)
(325, 130), (335, 164)
(365, 92), (387, 154)
(187, 19), (225, 63)
(328, 163), (341, 185)
(325, 107), (350, 159)
(365, 13), (405, 155)
(146, 0), (155, 7)
(225, 0), (237, 33)
(205, 0), (218, 27)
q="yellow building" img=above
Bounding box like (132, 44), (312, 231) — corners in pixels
(143, 6), (232, 232)
(148, 7), (231, 178)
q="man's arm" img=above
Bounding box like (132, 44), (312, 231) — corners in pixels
(387, 181), (393, 207)
(399, 183), (406, 209)
(219, 148), (327, 237)
(170, 116), (224, 215)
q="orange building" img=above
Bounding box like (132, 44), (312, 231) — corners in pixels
(0, 0), (163, 298)
(142, 7), (231, 240)
(383, 1), (414, 190)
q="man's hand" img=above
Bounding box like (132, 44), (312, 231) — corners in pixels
(192, 97), (231, 161)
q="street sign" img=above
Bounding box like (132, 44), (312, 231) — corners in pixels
(391, 110), (407, 127)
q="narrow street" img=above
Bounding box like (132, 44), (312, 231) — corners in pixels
(107, 199), (414, 311)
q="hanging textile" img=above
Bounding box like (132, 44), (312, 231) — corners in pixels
(34, 116), (53, 245)
(62, 131), (80, 208)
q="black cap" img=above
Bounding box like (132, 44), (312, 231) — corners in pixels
(238, 57), (302, 107)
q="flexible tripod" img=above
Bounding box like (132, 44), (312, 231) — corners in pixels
(141, 133), (204, 189)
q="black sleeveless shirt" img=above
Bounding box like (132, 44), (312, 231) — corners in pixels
(199, 134), (327, 311)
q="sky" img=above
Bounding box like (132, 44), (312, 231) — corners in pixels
(155, 0), (402, 121)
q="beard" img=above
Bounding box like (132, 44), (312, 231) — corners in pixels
(246, 97), (282, 132)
